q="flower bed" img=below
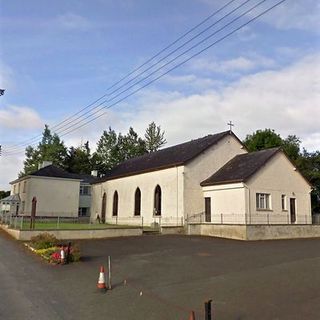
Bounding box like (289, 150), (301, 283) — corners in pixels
(27, 232), (81, 264)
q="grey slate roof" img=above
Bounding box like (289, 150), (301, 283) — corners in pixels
(201, 147), (280, 186)
(0, 194), (20, 203)
(30, 165), (79, 180)
(10, 165), (99, 184)
(95, 131), (236, 184)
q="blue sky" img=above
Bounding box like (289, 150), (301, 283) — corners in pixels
(0, 0), (319, 189)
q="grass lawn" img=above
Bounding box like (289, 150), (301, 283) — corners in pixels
(21, 222), (140, 230)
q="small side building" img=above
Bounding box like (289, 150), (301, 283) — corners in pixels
(200, 148), (312, 225)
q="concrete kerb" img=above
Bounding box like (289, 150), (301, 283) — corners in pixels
(0, 224), (142, 241)
(187, 223), (320, 240)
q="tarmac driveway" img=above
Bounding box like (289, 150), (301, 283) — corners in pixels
(1, 231), (320, 319)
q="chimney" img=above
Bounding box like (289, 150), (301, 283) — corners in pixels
(38, 161), (53, 170)
(91, 170), (98, 177)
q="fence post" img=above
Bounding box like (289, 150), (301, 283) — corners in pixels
(20, 215), (24, 230)
(57, 216), (60, 229)
(108, 256), (112, 290)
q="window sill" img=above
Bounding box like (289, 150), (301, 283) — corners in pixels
(256, 209), (273, 212)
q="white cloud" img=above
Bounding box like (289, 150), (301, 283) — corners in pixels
(1, 53), (319, 189)
(259, 0), (320, 32)
(0, 62), (14, 90)
(0, 155), (24, 190)
(0, 106), (44, 130)
(189, 54), (275, 75)
(55, 13), (91, 30)
(123, 53), (320, 149)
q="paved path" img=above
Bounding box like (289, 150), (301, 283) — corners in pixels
(1, 230), (320, 319)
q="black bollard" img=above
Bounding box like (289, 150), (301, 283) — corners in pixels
(66, 242), (71, 264)
(205, 300), (212, 320)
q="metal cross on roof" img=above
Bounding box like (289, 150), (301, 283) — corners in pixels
(227, 121), (234, 132)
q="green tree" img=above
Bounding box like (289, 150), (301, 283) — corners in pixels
(0, 190), (10, 199)
(93, 127), (120, 174)
(118, 127), (146, 161)
(20, 125), (68, 176)
(144, 122), (167, 153)
(93, 123), (166, 175)
(66, 141), (92, 174)
(296, 149), (320, 213)
(243, 129), (282, 152)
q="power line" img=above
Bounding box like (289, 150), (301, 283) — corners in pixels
(38, 0), (270, 138)
(3, 0), (239, 152)
(49, 0), (251, 134)
(3, 0), (259, 153)
(2, 0), (286, 156)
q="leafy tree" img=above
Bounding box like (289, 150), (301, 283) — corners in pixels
(144, 122), (167, 153)
(66, 141), (92, 174)
(20, 125), (68, 176)
(243, 129), (282, 152)
(296, 149), (320, 213)
(118, 127), (146, 161)
(93, 127), (120, 174)
(93, 123), (166, 175)
(0, 190), (10, 199)
(282, 135), (301, 161)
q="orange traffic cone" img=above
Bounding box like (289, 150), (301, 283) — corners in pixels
(188, 311), (196, 320)
(97, 266), (107, 291)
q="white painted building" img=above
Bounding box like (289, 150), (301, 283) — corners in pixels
(201, 148), (312, 225)
(91, 131), (312, 227)
(5, 163), (98, 217)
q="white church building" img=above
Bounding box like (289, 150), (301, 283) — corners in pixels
(91, 131), (312, 227)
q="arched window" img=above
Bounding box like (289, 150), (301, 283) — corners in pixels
(134, 188), (141, 216)
(112, 191), (118, 216)
(154, 185), (161, 216)
(101, 192), (106, 223)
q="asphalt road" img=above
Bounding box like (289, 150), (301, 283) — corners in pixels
(1, 230), (320, 319)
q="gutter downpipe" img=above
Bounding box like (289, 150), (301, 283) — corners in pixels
(244, 184), (251, 225)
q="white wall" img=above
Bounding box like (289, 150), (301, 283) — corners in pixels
(91, 166), (185, 226)
(202, 183), (247, 224)
(247, 152), (312, 224)
(184, 134), (246, 217)
(11, 177), (80, 217)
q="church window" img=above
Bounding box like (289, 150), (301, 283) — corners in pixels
(134, 188), (141, 216)
(154, 185), (162, 216)
(112, 191), (119, 216)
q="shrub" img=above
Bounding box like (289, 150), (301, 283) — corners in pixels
(69, 243), (81, 262)
(30, 233), (58, 250)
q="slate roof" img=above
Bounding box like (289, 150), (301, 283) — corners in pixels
(94, 131), (236, 184)
(30, 165), (79, 180)
(11, 165), (98, 184)
(201, 147), (280, 186)
(0, 194), (20, 203)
